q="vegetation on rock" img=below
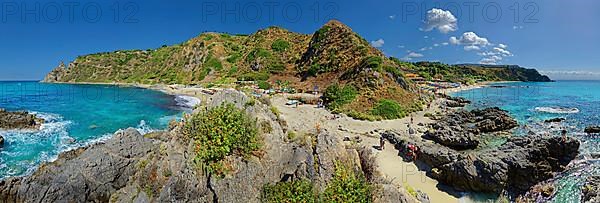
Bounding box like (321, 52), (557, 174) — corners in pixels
(182, 103), (262, 177)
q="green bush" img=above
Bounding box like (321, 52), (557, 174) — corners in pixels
(262, 180), (316, 203)
(271, 39), (290, 52)
(322, 163), (373, 203)
(323, 84), (358, 110)
(258, 81), (271, 89)
(182, 103), (261, 177)
(371, 99), (406, 119)
(205, 56), (223, 71)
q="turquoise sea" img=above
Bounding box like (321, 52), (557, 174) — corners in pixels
(452, 81), (600, 202)
(0, 81), (194, 179)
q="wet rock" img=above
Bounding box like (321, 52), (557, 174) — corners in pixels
(0, 135), (4, 147)
(544, 118), (565, 123)
(0, 109), (44, 130)
(584, 126), (600, 134)
(582, 176), (600, 203)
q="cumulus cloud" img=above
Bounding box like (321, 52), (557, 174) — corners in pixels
(422, 8), (458, 34)
(498, 44), (507, 49)
(370, 39), (385, 48)
(493, 47), (512, 56)
(402, 52), (424, 61)
(389, 15), (396, 20)
(449, 32), (490, 47)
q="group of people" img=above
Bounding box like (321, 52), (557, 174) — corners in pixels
(378, 136), (419, 161)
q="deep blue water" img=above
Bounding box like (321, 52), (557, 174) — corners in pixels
(452, 81), (600, 202)
(0, 82), (187, 179)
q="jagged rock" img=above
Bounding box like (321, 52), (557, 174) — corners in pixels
(0, 109), (44, 130)
(424, 107), (517, 150)
(382, 130), (579, 194)
(584, 126), (600, 134)
(0, 90), (413, 202)
(374, 184), (415, 203)
(582, 176), (600, 203)
(544, 118), (565, 123)
(42, 62), (68, 82)
(0, 128), (158, 202)
(0, 136), (4, 147)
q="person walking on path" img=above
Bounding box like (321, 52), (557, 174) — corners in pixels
(379, 136), (385, 150)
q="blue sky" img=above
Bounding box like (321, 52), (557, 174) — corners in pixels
(1, 0), (599, 80)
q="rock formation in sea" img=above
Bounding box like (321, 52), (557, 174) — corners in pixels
(381, 106), (580, 195)
(584, 126), (600, 134)
(424, 107), (518, 150)
(0, 109), (44, 130)
(0, 90), (415, 203)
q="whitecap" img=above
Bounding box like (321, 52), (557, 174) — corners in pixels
(534, 106), (580, 114)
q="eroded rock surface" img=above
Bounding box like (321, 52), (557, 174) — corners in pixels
(382, 130), (579, 194)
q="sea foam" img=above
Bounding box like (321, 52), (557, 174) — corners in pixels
(535, 106), (580, 114)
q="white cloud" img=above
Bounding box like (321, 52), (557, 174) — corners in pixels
(370, 39), (385, 48)
(422, 8), (458, 34)
(402, 52), (424, 61)
(513, 25), (524, 30)
(449, 32), (490, 47)
(464, 45), (480, 51)
(433, 43), (439, 47)
(493, 47), (512, 56)
(442, 42), (449, 46)
(477, 44), (513, 64)
(419, 47), (427, 51)
(389, 15), (396, 20)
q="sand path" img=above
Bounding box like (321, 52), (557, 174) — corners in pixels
(271, 95), (461, 203)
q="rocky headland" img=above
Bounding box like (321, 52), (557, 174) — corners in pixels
(0, 90), (416, 203)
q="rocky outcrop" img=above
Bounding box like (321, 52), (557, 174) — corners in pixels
(0, 90), (411, 202)
(0, 136), (4, 146)
(582, 176), (600, 203)
(382, 130), (580, 194)
(424, 107), (517, 149)
(0, 109), (44, 130)
(544, 118), (565, 123)
(42, 62), (68, 83)
(584, 126), (600, 134)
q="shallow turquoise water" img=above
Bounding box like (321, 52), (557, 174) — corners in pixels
(452, 81), (600, 202)
(0, 82), (187, 179)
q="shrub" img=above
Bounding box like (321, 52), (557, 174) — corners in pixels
(371, 99), (406, 119)
(323, 84), (358, 110)
(262, 180), (316, 203)
(227, 52), (242, 63)
(258, 81), (271, 89)
(271, 39), (290, 52)
(321, 162), (373, 203)
(182, 103), (262, 177)
(205, 56), (223, 71)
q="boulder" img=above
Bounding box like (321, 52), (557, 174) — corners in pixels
(544, 118), (565, 123)
(584, 126), (600, 134)
(424, 107), (517, 149)
(582, 176), (600, 203)
(0, 109), (44, 130)
(0, 135), (4, 147)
